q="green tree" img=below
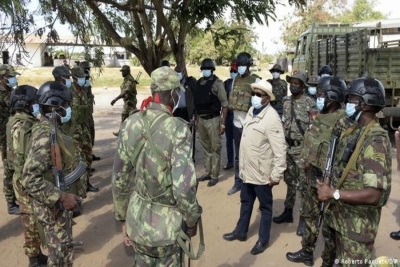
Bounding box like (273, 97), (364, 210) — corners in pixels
(337, 0), (386, 23)
(35, 0), (306, 75)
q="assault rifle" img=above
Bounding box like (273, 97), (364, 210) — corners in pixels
(135, 71), (142, 84)
(316, 130), (340, 237)
(50, 108), (87, 248)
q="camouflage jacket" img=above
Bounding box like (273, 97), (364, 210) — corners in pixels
(0, 85), (11, 149)
(267, 78), (287, 107)
(121, 74), (137, 108)
(112, 102), (202, 228)
(325, 122), (391, 243)
(84, 84), (94, 113)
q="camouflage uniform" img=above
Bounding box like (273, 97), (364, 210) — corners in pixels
(324, 122), (391, 265)
(22, 116), (76, 266)
(267, 78), (287, 116)
(112, 67), (202, 266)
(85, 82), (95, 146)
(6, 112), (42, 257)
(120, 73), (137, 122)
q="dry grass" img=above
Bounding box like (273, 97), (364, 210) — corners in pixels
(15, 65), (273, 91)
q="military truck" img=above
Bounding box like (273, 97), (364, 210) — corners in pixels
(292, 19), (400, 129)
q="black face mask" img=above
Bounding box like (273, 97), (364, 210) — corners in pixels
(290, 85), (301, 96)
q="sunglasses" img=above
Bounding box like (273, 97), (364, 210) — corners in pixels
(251, 92), (267, 98)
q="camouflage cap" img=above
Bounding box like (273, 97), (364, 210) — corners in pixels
(52, 66), (71, 77)
(286, 70), (309, 86)
(0, 64), (20, 76)
(79, 61), (90, 69)
(269, 63), (284, 74)
(150, 66), (185, 93)
(119, 65), (130, 71)
(71, 66), (87, 78)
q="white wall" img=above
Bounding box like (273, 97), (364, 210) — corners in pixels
(25, 43), (45, 67)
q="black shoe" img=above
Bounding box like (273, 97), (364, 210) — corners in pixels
(87, 183), (99, 192)
(222, 232), (247, 242)
(286, 249), (314, 266)
(37, 252), (48, 265)
(197, 174), (211, 182)
(227, 186), (240, 195)
(223, 163), (234, 170)
(273, 208), (293, 224)
(250, 241), (268, 255)
(7, 202), (20, 215)
(92, 155), (101, 161)
(207, 178), (218, 187)
(296, 216), (305, 236)
(390, 230), (400, 240)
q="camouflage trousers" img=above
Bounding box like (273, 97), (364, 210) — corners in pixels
(334, 230), (374, 266)
(122, 104), (137, 123)
(198, 116), (222, 179)
(1, 156), (16, 203)
(283, 148), (305, 209)
(89, 113), (95, 147)
(74, 124), (93, 198)
(21, 213), (42, 257)
(132, 242), (182, 267)
(33, 201), (73, 266)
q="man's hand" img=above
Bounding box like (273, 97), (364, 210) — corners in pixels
(59, 192), (81, 210)
(111, 98), (117, 106)
(316, 179), (334, 201)
(267, 178), (279, 187)
(122, 222), (132, 246)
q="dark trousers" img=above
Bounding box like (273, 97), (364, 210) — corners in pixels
(225, 112), (234, 165)
(233, 125), (243, 189)
(234, 183), (273, 244)
(173, 107), (189, 122)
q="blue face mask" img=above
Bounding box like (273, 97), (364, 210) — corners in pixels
(316, 97), (325, 111)
(84, 79), (91, 87)
(64, 78), (72, 88)
(238, 66), (247, 76)
(308, 87), (317, 95)
(251, 96), (263, 109)
(202, 70), (212, 78)
(61, 107), (72, 124)
(230, 72), (238, 80)
(77, 77), (85, 87)
(345, 103), (362, 121)
(31, 104), (40, 117)
(177, 72), (183, 81)
(6, 76), (17, 88)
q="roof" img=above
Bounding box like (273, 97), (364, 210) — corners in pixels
(23, 34), (123, 47)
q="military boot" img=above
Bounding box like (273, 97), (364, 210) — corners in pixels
(37, 252), (48, 265)
(273, 208), (293, 224)
(7, 202), (20, 215)
(286, 249), (314, 266)
(296, 216), (305, 236)
(28, 254), (48, 267)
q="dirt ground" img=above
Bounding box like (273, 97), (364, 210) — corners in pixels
(0, 88), (399, 267)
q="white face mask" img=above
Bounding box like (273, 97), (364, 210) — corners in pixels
(6, 76), (17, 88)
(77, 77), (85, 87)
(64, 78), (72, 88)
(251, 96), (263, 109)
(316, 97), (325, 111)
(321, 74), (331, 78)
(345, 102), (362, 121)
(31, 104), (40, 117)
(272, 72), (280, 79)
(171, 90), (180, 113)
(202, 70), (212, 78)
(176, 72), (183, 81)
(238, 66), (247, 76)
(308, 87), (317, 95)
(61, 107), (72, 123)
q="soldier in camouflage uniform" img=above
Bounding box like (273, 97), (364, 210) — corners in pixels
(306, 75), (319, 101)
(273, 71), (317, 235)
(52, 65), (72, 89)
(79, 61), (101, 161)
(194, 58), (228, 187)
(226, 52), (261, 195)
(6, 85), (48, 267)
(22, 81), (81, 267)
(267, 63), (287, 117)
(111, 65), (138, 136)
(286, 76), (354, 266)
(112, 66), (202, 266)
(317, 77), (391, 265)
(0, 64), (20, 214)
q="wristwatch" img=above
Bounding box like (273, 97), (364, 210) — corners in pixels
(333, 189), (340, 200)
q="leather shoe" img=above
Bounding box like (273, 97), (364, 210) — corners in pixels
(250, 241), (268, 255)
(390, 230), (400, 240)
(227, 186), (240, 195)
(223, 163), (234, 170)
(197, 174), (211, 182)
(207, 178), (218, 187)
(222, 232), (247, 242)
(87, 183), (99, 192)
(286, 249), (314, 266)
(92, 155), (101, 161)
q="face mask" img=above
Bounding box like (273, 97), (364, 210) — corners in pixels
(202, 70), (211, 78)
(345, 103), (362, 121)
(272, 72), (280, 79)
(61, 107), (72, 124)
(251, 96), (263, 109)
(316, 97), (325, 111)
(308, 87), (317, 95)
(230, 72), (238, 80)
(321, 74), (330, 78)
(290, 85), (301, 96)
(177, 72), (183, 81)
(171, 90), (180, 113)
(64, 79), (71, 88)
(77, 77), (85, 87)
(31, 104), (40, 117)
(84, 79), (91, 87)
(238, 66), (247, 76)
(6, 76), (17, 88)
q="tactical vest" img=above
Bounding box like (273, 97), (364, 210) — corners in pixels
(229, 74), (259, 112)
(193, 75), (221, 115)
(302, 110), (344, 170)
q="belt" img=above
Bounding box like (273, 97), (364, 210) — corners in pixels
(200, 113), (220, 120)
